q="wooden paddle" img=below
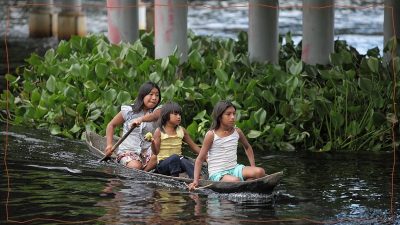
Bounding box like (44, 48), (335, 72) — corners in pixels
(99, 124), (138, 162)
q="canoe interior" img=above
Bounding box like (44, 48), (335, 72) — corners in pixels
(85, 131), (283, 193)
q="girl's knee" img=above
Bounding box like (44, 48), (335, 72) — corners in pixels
(126, 160), (142, 169)
(169, 154), (181, 163)
(256, 167), (265, 178)
(221, 175), (240, 182)
(243, 167), (265, 179)
(144, 156), (157, 171)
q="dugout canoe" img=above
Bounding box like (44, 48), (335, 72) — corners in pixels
(85, 131), (283, 193)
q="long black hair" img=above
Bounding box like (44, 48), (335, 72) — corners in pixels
(131, 81), (161, 112)
(159, 101), (182, 132)
(210, 100), (236, 130)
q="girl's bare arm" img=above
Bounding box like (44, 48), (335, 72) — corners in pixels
(105, 112), (125, 155)
(131, 108), (162, 127)
(151, 128), (161, 155)
(182, 127), (201, 154)
(237, 128), (256, 167)
(188, 130), (213, 191)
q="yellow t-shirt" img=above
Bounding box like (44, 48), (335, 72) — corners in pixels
(157, 126), (184, 161)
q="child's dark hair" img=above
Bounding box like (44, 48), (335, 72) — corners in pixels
(132, 81), (161, 112)
(159, 101), (182, 131)
(210, 100), (236, 130)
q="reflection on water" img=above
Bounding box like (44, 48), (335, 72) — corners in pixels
(96, 178), (206, 224)
(96, 178), (277, 224)
(0, 124), (399, 224)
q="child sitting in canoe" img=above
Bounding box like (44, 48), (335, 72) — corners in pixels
(104, 81), (161, 171)
(188, 100), (265, 190)
(150, 101), (200, 178)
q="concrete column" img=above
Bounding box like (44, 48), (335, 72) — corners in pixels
(58, 0), (87, 40)
(107, 0), (139, 44)
(248, 0), (279, 64)
(146, 1), (155, 32)
(139, 0), (147, 30)
(29, 0), (57, 38)
(155, 0), (188, 63)
(302, 0), (334, 65)
(384, 0), (400, 58)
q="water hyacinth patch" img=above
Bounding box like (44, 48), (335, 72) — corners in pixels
(1, 31), (399, 152)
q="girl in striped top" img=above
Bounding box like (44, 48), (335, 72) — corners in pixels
(188, 100), (265, 190)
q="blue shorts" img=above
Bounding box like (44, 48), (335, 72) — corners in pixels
(209, 164), (245, 181)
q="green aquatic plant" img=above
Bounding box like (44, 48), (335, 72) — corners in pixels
(1, 31), (398, 152)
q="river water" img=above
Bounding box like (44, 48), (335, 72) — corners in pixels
(0, 124), (399, 224)
(1, 1), (399, 224)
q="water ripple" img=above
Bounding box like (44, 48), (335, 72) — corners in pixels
(26, 164), (82, 174)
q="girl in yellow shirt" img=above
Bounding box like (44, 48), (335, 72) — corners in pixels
(151, 102), (200, 178)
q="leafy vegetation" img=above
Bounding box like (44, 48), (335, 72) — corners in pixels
(1, 31), (399, 152)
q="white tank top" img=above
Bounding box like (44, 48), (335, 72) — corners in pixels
(207, 129), (239, 176)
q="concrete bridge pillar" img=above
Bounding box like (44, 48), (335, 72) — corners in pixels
(302, 0), (334, 65)
(107, 0), (139, 44)
(57, 0), (87, 40)
(155, 0), (188, 63)
(146, 1), (155, 32)
(248, 0), (279, 64)
(29, 0), (57, 38)
(139, 0), (146, 30)
(384, 0), (400, 59)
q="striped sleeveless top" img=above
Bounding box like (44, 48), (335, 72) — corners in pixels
(207, 129), (239, 176)
(157, 126), (184, 161)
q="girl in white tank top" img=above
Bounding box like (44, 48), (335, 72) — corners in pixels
(188, 101), (266, 190)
